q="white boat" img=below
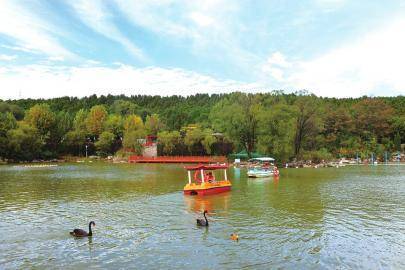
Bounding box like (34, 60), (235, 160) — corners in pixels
(247, 166), (274, 178)
(247, 157), (279, 178)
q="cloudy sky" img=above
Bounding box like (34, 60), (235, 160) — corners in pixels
(0, 0), (405, 99)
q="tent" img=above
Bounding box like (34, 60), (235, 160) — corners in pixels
(229, 150), (264, 160)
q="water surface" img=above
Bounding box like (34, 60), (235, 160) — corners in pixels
(0, 163), (404, 269)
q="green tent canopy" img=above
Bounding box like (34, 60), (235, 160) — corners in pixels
(229, 150), (264, 160)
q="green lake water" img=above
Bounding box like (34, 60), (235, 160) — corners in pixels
(0, 163), (404, 269)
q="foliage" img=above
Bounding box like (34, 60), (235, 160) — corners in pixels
(210, 93), (261, 157)
(86, 105), (107, 137)
(24, 104), (56, 136)
(302, 148), (333, 163)
(64, 129), (87, 156)
(293, 95), (322, 158)
(1, 92), (404, 162)
(122, 129), (145, 155)
(257, 103), (296, 161)
(145, 114), (164, 135)
(353, 99), (394, 141)
(111, 100), (140, 116)
(184, 126), (205, 155)
(73, 109), (88, 131)
(124, 114), (144, 132)
(0, 112), (17, 158)
(0, 102), (24, 120)
(158, 130), (181, 155)
(104, 114), (124, 138)
(7, 122), (43, 161)
(95, 131), (115, 156)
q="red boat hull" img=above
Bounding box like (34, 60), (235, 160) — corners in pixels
(183, 186), (231, 196)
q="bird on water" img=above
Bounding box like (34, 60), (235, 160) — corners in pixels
(70, 221), (95, 237)
(196, 210), (209, 227)
(230, 233), (239, 241)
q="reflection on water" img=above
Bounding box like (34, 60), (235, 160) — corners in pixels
(184, 192), (231, 213)
(0, 163), (404, 269)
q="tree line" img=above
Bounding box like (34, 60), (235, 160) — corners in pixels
(0, 92), (404, 162)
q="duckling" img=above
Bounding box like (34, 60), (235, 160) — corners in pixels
(230, 233), (239, 241)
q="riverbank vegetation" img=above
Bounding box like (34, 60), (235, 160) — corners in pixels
(0, 92), (404, 163)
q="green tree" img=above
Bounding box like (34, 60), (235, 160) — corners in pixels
(184, 126), (205, 155)
(64, 129), (87, 156)
(201, 129), (216, 155)
(122, 114), (146, 154)
(104, 114), (124, 138)
(124, 114), (144, 132)
(50, 111), (72, 153)
(95, 131), (115, 156)
(394, 132), (401, 151)
(0, 102), (24, 120)
(111, 100), (140, 116)
(7, 122), (43, 161)
(293, 96), (322, 158)
(0, 112), (17, 158)
(122, 130), (146, 155)
(86, 105), (107, 137)
(257, 103), (296, 162)
(158, 130), (181, 155)
(24, 104), (56, 136)
(210, 93), (261, 157)
(73, 109), (88, 131)
(145, 114), (164, 135)
(392, 116), (405, 143)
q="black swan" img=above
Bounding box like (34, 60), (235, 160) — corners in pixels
(70, 221), (95, 237)
(196, 210), (209, 226)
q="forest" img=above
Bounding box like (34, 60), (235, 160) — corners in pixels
(0, 91), (404, 163)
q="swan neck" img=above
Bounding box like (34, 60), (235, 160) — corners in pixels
(88, 222), (93, 236)
(204, 212), (208, 224)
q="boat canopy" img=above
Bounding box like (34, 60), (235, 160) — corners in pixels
(184, 164), (228, 171)
(249, 157), (275, 162)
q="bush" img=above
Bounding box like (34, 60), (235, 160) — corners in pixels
(302, 148), (333, 163)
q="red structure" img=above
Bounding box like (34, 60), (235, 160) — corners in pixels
(144, 135), (157, 147)
(128, 155), (227, 163)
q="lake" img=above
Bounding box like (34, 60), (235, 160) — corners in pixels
(0, 163), (404, 269)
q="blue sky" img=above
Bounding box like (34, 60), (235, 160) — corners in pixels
(0, 0), (405, 99)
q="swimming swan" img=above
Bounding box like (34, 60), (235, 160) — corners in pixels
(70, 221), (95, 237)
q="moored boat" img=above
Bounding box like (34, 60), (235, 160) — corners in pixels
(183, 164), (232, 195)
(247, 166), (274, 178)
(247, 157), (279, 178)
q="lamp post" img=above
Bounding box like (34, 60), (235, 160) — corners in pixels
(85, 145), (88, 159)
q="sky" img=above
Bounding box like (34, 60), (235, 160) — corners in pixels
(0, 0), (405, 99)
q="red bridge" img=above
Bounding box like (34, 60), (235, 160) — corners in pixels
(128, 156), (227, 164)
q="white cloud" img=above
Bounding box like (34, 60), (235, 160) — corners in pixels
(113, 0), (257, 68)
(266, 52), (291, 68)
(261, 19), (405, 97)
(0, 1), (75, 59)
(0, 54), (17, 61)
(189, 12), (215, 27)
(113, 0), (191, 38)
(315, 0), (347, 11)
(0, 64), (261, 99)
(1, 44), (36, 54)
(68, 0), (145, 61)
(291, 18), (405, 97)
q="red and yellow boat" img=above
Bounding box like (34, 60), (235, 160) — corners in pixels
(183, 164), (232, 195)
